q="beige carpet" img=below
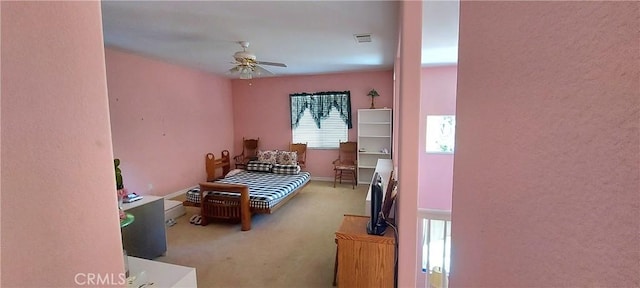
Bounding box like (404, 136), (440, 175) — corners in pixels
(156, 180), (367, 288)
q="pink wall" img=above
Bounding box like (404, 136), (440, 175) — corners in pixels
(392, 54), (400, 170)
(0, 1), (3, 281)
(451, 1), (639, 286)
(230, 71), (393, 179)
(2, 2), (124, 286)
(419, 65), (457, 210)
(106, 48), (234, 196)
(396, 1), (422, 287)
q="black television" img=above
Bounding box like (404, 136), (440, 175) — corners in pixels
(367, 172), (387, 235)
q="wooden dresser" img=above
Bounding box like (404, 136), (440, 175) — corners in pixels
(335, 214), (395, 287)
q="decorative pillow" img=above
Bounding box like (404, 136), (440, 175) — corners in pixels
(272, 164), (301, 175)
(276, 151), (298, 165)
(225, 169), (244, 178)
(257, 150), (278, 164)
(246, 161), (273, 172)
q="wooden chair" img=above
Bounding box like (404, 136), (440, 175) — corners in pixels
(333, 141), (357, 189)
(233, 137), (259, 169)
(289, 143), (308, 168)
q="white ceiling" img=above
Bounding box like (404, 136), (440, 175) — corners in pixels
(101, 1), (459, 79)
(422, 0), (460, 66)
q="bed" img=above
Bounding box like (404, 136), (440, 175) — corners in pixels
(183, 150), (310, 231)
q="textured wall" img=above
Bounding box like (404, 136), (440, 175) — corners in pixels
(419, 65), (457, 210)
(397, 1), (423, 287)
(231, 71), (393, 178)
(1, 2), (124, 285)
(106, 48), (234, 196)
(0, 1), (3, 283)
(393, 55), (400, 170)
(451, 2), (639, 286)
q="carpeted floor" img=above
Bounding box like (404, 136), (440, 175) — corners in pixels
(155, 180), (367, 288)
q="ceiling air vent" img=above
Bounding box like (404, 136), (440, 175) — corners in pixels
(354, 34), (372, 43)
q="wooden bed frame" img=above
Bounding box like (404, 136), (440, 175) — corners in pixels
(182, 150), (230, 207)
(206, 150), (230, 182)
(185, 150), (309, 231)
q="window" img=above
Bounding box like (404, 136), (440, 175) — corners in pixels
(293, 108), (348, 148)
(290, 91), (352, 149)
(426, 115), (456, 153)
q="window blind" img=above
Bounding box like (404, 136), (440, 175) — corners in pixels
(292, 108), (347, 148)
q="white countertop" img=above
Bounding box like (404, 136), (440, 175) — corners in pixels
(127, 256), (197, 288)
(122, 195), (162, 211)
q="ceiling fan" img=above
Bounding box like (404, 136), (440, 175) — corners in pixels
(229, 41), (287, 79)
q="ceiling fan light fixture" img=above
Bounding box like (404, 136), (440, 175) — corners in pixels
(234, 51), (256, 61)
(239, 72), (252, 80)
(239, 66), (253, 79)
(230, 41), (286, 80)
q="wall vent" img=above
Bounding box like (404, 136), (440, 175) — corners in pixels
(354, 34), (372, 43)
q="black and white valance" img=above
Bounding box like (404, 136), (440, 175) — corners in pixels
(289, 91), (352, 129)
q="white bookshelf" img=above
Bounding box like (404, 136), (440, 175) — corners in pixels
(357, 108), (392, 184)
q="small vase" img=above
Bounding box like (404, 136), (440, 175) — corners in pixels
(370, 97), (376, 109)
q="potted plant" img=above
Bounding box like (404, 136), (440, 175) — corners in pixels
(114, 159), (126, 219)
(367, 89), (379, 109)
(114, 159), (124, 189)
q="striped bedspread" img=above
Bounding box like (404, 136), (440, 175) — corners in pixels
(187, 170), (311, 210)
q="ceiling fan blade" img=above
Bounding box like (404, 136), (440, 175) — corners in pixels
(254, 65), (274, 77)
(255, 61), (287, 68)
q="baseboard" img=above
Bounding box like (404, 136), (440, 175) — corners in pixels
(310, 176), (334, 182)
(164, 185), (198, 200)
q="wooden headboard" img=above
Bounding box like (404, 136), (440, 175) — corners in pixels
(205, 150), (230, 181)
